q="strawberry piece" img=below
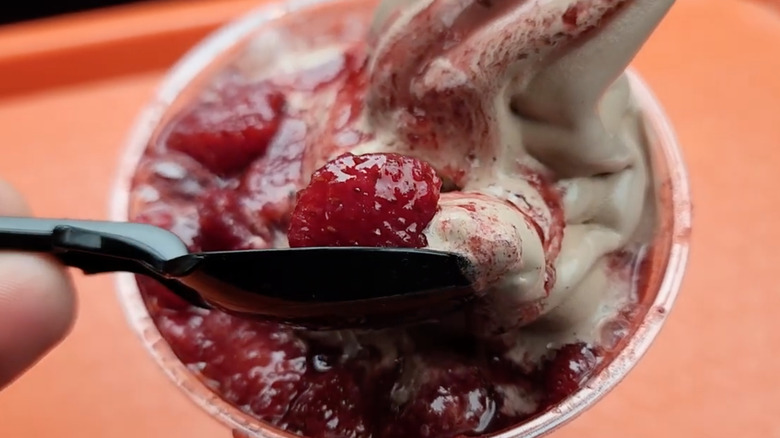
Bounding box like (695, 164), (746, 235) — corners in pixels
(287, 152), (441, 248)
(195, 189), (272, 251)
(163, 80), (285, 176)
(382, 361), (497, 438)
(282, 368), (370, 438)
(155, 310), (214, 364)
(541, 342), (601, 404)
(200, 316), (308, 422)
(240, 118), (308, 224)
(131, 151), (216, 201)
(154, 308), (308, 423)
(562, 4), (581, 26)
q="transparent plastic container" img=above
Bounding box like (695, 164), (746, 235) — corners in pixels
(110, 1), (692, 437)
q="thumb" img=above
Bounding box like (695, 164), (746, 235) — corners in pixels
(0, 180), (76, 389)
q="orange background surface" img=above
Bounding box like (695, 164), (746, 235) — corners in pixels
(0, 0), (778, 437)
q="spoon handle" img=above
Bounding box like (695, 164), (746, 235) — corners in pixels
(0, 217), (188, 274)
(0, 217), (211, 308)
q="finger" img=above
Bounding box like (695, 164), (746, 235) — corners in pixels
(0, 179), (31, 216)
(0, 179), (77, 389)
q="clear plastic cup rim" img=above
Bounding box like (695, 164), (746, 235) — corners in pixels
(109, 1), (692, 437)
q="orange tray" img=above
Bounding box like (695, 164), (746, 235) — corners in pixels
(0, 1), (778, 437)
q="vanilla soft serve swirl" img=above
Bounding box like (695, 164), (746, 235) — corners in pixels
(233, 0), (674, 408)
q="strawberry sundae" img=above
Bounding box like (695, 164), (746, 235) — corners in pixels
(127, 0), (676, 436)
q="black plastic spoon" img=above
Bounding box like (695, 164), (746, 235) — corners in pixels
(0, 217), (477, 329)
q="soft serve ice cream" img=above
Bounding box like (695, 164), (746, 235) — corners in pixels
(128, 0), (675, 436)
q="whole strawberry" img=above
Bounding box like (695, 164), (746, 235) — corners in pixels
(288, 152), (441, 248)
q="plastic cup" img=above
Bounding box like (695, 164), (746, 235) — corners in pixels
(110, 1), (692, 436)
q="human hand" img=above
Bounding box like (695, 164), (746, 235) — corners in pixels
(0, 179), (76, 389)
